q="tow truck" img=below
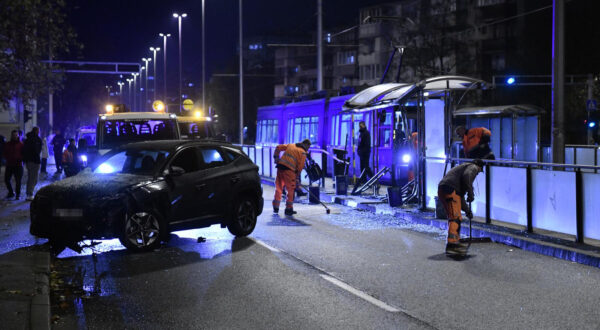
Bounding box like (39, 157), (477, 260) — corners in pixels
(95, 104), (180, 156)
(177, 111), (216, 140)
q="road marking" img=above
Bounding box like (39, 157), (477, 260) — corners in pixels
(252, 239), (281, 253)
(253, 238), (410, 315)
(320, 274), (402, 313)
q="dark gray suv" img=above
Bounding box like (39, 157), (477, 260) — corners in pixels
(30, 140), (263, 252)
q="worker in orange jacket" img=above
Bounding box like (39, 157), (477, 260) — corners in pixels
(273, 139), (311, 216)
(455, 126), (495, 160)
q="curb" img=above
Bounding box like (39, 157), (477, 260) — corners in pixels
(30, 252), (51, 330)
(261, 177), (600, 268)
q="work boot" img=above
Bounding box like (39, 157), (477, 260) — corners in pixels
(445, 242), (468, 256)
(5, 193), (14, 200)
(273, 206), (279, 214)
(284, 208), (297, 216)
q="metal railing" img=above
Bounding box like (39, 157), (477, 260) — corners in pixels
(424, 156), (600, 244)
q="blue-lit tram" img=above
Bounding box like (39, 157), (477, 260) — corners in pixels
(255, 94), (415, 185)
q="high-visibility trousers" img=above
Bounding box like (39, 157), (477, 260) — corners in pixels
(438, 187), (462, 244)
(273, 168), (297, 210)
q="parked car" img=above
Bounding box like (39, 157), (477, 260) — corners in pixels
(30, 140), (263, 252)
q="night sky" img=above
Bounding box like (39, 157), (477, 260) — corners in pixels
(55, 0), (390, 133)
(66, 0), (389, 85)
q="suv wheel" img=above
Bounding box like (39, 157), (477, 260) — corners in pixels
(120, 209), (164, 251)
(228, 196), (257, 237)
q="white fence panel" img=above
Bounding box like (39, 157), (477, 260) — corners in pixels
(425, 160), (445, 209)
(471, 173), (486, 218)
(532, 170), (576, 235)
(583, 173), (600, 241)
(490, 167), (527, 226)
(262, 147), (271, 177)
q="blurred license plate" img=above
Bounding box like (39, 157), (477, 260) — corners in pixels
(54, 209), (83, 217)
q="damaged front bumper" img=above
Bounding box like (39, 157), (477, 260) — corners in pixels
(30, 194), (126, 242)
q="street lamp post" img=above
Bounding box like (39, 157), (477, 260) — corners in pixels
(173, 13), (187, 113)
(159, 33), (171, 107)
(117, 81), (124, 104)
(104, 85), (112, 103)
(139, 67), (145, 111)
(142, 58), (151, 111)
(239, 0), (243, 144)
(202, 0), (206, 113)
(132, 73), (139, 111)
(126, 79), (133, 108)
(150, 47), (161, 103)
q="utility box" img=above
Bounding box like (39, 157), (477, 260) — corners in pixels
(335, 175), (347, 195)
(387, 187), (403, 207)
(309, 186), (320, 204)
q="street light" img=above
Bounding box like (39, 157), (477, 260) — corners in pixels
(173, 13), (187, 112)
(104, 85), (112, 102)
(139, 66), (145, 111)
(132, 72), (139, 111)
(117, 81), (124, 104)
(201, 0), (206, 115)
(159, 33), (171, 107)
(150, 47), (161, 103)
(142, 58), (151, 110)
(126, 78), (133, 108)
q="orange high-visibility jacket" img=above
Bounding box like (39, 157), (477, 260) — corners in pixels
(274, 143), (307, 173)
(462, 127), (491, 157)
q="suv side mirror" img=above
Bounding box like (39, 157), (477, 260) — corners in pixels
(166, 166), (185, 177)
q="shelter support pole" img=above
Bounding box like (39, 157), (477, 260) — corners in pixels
(526, 166), (533, 233)
(551, 0), (565, 165)
(575, 170), (584, 244)
(485, 163), (491, 224)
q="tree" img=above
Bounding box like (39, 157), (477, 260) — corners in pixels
(0, 0), (80, 107)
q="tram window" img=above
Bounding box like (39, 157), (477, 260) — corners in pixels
(288, 116), (319, 144)
(379, 128), (391, 147)
(256, 119), (278, 144)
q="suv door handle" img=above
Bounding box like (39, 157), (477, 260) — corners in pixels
(195, 183), (206, 191)
(230, 176), (240, 184)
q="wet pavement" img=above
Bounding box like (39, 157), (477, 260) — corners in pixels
(2, 177), (600, 329)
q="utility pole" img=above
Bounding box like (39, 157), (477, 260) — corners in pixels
(202, 0), (206, 113)
(239, 0), (244, 144)
(587, 74), (594, 144)
(551, 0), (565, 164)
(317, 0), (323, 91)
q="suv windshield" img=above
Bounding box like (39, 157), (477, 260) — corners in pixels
(178, 121), (214, 139)
(98, 119), (178, 149)
(94, 149), (170, 175)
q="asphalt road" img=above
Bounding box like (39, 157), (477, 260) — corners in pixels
(2, 183), (600, 329)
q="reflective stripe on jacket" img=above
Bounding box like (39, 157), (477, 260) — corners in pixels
(274, 143), (307, 173)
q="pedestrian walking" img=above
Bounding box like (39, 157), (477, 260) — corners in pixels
(437, 159), (484, 256)
(62, 139), (80, 177)
(357, 121), (373, 182)
(51, 129), (66, 173)
(3, 130), (24, 200)
(455, 126), (495, 160)
(23, 127), (42, 201)
(40, 135), (49, 174)
(272, 139), (311, 216)
(0, 134), (5, 174)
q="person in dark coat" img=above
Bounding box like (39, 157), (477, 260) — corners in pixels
(438, 159), (484, 256)
(0, 134), (5, 173)
(357, 121), (373, 181)
(3, 130), (24, 200)
(23, 127), (42, 201)
(51, 129), (66, 173)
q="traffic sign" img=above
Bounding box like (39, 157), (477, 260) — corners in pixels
(183, 99), (194, 111)
(586, 99), (597, 111)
